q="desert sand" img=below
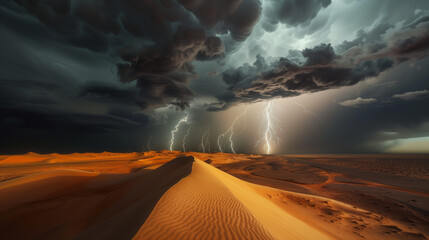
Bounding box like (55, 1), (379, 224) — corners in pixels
(0, 152), (428, 239)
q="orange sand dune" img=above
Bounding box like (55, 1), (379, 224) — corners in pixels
(0, 155), (194, 240)
(0, 152), (428, 240)
(135, 158), (426, 240)
(135, 159), (331, 240)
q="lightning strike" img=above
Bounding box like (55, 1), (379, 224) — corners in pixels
(207, 134), (211, 153)
(169, 114), (189, 151)
(182, 126), (191, 152)
(264, 101), (272, 154)
(201, 134), (206, 153)
(200, 130), (210, 153)
(146, 135), (152, 152)
(256, 100), (282, 154)
(217, 108), (247, 153)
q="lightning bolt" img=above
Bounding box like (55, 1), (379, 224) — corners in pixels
(291, 100), (323, 123)
(182, 125), (191, 152)
(201, 134), (206, 153)
(146, 135), (152, 152)
(206, 133), (211, 153)
(256, 100), (281, 154)
(264, 101), (272, 154)
(200, 130), (210, 153)
(169, 114), (189, 151)
(217, 108), (247, 153)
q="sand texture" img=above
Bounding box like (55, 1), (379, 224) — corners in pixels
(0, 152), (428, 239)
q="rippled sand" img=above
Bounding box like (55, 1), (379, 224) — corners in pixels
(0, 152), (427, 239)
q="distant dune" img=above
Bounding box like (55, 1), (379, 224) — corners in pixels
(0, 152), (428, 239)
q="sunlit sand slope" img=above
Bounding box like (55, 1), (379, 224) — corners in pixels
(134, 159), (333, 240)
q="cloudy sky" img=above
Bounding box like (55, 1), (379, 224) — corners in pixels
(1, 0), (429, 154)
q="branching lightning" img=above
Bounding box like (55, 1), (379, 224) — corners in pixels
(169, 114), (189, 151)
(200, 130), (210, 153)
(256, 100), (282, 154)
(291, 100), (323, 123)
(182, 125), (191, 152)
(201, 133), (206, 153)
(217, 108), (247, 153)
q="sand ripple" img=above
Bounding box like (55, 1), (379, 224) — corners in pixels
(134, 161), (274, 240)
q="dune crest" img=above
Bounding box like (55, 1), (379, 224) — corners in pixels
(134, 159), (332, 240)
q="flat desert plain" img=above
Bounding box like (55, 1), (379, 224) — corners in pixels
(0, 152), (428, 240)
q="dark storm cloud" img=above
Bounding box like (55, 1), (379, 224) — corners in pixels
(223, 0), (262, 42)
(281, 53), (429, 154)
(3, 0), (429, 155)
(178, 0), (243, 27)
(261, 0), (331, 32)
(0, 105), (144, 133)
(207, 54), (269, 111)
(324, 95), (429, 153)
(179, 0), (261, 41)
(339, 97), (377, 107)
(339, 89), (429, 107)
(79, 84), (138, 104)
(335, 22), (392, 54)
(7, 0), (183, 45)
(0, 60), (149, 153)
(0, 61), (150, 154)
(117, 27), (225, 110)
(0, 104), (149, 154)
(210, 18), (429, 110)
(290, 97), (429, 153)
(392, 90), (429, 101)
(0, 78), (147, 133)
(4, 0), (261, 111)
(207, 70), (219, 77)
(302, 43), (335, 65)
(0, 78), (60, 106)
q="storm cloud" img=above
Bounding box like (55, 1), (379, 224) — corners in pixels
(392, 90), (429, 100)
(3, 0), (262, 111)
(261, 0), (331, 32)
(117, 27), (225, 110)
(1, 0), (429, 154)
(210, 17), (429, 110)
(339, 97), (377, 107)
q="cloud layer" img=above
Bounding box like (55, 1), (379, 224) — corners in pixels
(210, 17), (429, 110)
(392, 90), (429, 100)
(339, 97), (377, 107)
(4, 0), (263, 110)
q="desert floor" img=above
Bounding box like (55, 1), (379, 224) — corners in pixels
(0, 151), (428, 240)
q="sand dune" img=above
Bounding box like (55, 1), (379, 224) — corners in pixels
(135, 159), (332, 240)
(0, 152), (428, 239)
(0, 169), (98, 210)
(0, 155), (194, 240)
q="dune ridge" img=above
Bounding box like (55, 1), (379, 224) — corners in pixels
(135, 159), (332, 240)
